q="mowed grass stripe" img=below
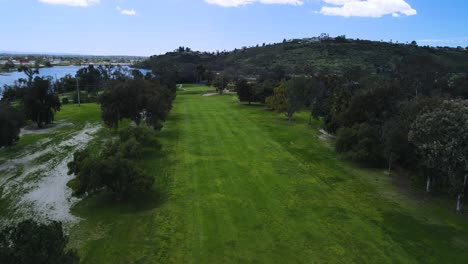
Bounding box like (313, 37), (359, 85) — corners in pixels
(61, 92), (468, 263)
(154, 93), (468, 264)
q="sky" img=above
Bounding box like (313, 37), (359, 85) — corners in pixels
(0, 0), (467, 56)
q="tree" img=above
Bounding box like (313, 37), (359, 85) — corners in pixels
(212, 74), (228, 95)
(195, 64), (206, 83)
(236, 79), (255, 104)
(266, 77), (310, 121)
(0, 103), (24, 147)
(336, 123), (383, 165)
(265, 82), (288, 114)
(396, 54), (446, 98)
(76, 65), (102, 93)
(18, 66), (39, 89)
(57, 74), (77, 93)
(98, 79), (174, 129)
(409, 100), (468, 212)
(0, 220), (79, 264)
(22, 77), (61, 128)
(253, 79), (276, 103)
(131, 69), (144, 80)
(2, 61), (15, 71)
(68, 127), (156, 201)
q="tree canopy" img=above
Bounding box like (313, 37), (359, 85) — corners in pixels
(22, 77), (61, 128)
(68, 126), (157, 201)
(0, 220), (79, 264)
(0, 103), (24, 147)
(98, 79), (174, 130)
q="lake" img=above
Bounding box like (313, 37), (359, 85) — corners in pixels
(0, 65), (149, 88)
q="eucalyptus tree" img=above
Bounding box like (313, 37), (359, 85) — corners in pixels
(22, 77), (61, 128)
(409, 100), (468, 212)
(18, 65), (39, 89)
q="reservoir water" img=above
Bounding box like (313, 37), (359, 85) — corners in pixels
(0, 65), (149, 88)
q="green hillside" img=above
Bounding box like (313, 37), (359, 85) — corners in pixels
(136, 38), (468, 81)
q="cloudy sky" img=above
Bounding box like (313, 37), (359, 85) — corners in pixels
(0, 0), (466, 56)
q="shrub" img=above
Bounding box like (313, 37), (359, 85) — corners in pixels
(68, 127), (157, 200)
(336, 123), (383, 165)
(62, 97), (69, 104)
(0, 220), (79, 264)
(0, 103), (24, 147)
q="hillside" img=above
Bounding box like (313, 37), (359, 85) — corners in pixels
(135, 38), (468, 82)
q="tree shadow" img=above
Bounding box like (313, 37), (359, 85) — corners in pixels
(375, 211), (468, 263)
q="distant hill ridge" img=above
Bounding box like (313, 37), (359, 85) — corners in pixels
(136, 37), (468, 81)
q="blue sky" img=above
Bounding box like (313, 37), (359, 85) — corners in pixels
(0, 0), (467, 56)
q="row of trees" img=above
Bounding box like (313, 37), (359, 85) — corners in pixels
(68, 74), (176, 200)
(235, 55), (468, 212)
(1, 72), (62, 148)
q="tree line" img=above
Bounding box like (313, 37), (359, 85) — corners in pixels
(233, 54), (468, 213)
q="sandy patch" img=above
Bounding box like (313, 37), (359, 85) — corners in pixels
(20, 122), (72, 136)
(318, 129), (334, 141)
(202, 93), (218, 97)
(0, 124), (100, 224)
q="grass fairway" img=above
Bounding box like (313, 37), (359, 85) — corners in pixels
(135, 90), (468, 263)
(3, 87), (468, 263)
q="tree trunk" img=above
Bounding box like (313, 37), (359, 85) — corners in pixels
(426, 175), (431, 193)
(456, 175), (468, 213)
(387, 153), (393, 173)
(457, 194), (463, 213)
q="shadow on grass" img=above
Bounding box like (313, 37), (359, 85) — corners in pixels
(375, 211), (468, 262)
(72, 189), (164, 216)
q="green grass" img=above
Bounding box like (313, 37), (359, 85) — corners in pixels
(2, 94), (468, 263)
(177, 84), (216, 95)
(67, 93), (468, 263)
(0, 103), (100, 163)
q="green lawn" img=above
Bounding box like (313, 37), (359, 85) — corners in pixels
(70, 86), (468, 263)
(177, 84), (216, 95)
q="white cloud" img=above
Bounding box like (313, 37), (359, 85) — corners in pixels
(38, 0), (100, 7)
(320, 0), (417, 18)
(121, 8), (136, 16)
(116, 6), (121, 10)
(205, 0), (303, 7)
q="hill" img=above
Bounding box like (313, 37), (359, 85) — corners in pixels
(135, 38), (468, 82)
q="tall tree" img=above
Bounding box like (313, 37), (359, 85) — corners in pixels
(236, 79), (255, 104)
(22, 77), (61, 128)
(266, 77), (311, 121)
(18, 66), (39, 89)
(98, 79), (174, 129)
(409, 100), (468, 212)
(212, 74), (228, 95)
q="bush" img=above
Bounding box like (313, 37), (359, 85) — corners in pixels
(0, 103), (24, 148)
(336, 123), (383, 165)
(68, 126), (157, 200)
(62, 97), (69, 104)
(118, 125), (160, 147)
(0, 220), (79, 264)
